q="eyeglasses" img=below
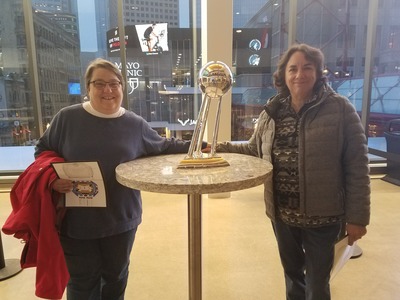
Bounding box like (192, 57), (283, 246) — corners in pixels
(89, 80), (121, 90)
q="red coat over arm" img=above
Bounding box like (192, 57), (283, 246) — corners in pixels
(2, 151), (69, 299)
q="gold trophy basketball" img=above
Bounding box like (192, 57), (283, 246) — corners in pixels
(178, 61), (233, 168)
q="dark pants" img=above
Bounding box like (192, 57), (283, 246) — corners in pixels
(272, 219), (341, 300)
(60, 228), (137, 300)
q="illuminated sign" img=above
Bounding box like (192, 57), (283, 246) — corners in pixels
(107, 24), (169, 56)
(135, 23), (169, 54)
(177, 118), (197, 126)
(114, 61), (143, 94)
(108, 29), (128, 53)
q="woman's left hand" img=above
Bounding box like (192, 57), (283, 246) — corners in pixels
(201, 143), (212, 153)
(346, 223), (367, 245)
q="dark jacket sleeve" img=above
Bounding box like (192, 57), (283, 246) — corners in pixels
(341, 98), (371, 225)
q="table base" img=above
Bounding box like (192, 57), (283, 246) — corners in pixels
(188, 193), (202, 300)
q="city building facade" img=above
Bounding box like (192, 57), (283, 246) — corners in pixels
(0, 0), (399, 172)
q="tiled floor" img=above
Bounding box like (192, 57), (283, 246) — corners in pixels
(0, 177), (399, 299)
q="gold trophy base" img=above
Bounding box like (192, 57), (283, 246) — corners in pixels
(177, 156), (230, 169)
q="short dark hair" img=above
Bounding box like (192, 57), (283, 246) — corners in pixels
(273, 43), (325, 95)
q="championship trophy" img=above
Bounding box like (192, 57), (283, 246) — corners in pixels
(178, 61), (233, 168)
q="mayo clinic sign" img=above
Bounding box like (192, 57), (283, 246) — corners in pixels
(114, 61), (143, 95)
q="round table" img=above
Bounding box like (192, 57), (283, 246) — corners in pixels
(116, 153), (272, 300)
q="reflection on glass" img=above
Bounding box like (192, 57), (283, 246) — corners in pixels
(249, 39), (261, 51)
(294, 0), (400, 138)
(1, 0), (400, 174)
(0, 0), (31, 147)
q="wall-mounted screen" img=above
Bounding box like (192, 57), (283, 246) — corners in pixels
(68, 82), (81, 95)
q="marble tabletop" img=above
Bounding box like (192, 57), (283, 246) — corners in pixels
(116, 153), (272, 195)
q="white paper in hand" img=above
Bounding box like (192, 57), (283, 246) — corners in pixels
(330, 236), (355, 281)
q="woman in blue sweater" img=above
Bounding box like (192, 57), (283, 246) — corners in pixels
(35, 58), (191, 299)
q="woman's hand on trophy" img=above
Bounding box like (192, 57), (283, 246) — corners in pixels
(201, 143), (212, 153)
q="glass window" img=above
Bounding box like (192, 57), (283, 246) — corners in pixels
(368, 0), (400, 145)
(0, 1), (33, 171)
(1, 0), (400, 174)
(292, 0), (400, 159)
(0, 0), (201, 172)
(231, 1), (276, 141)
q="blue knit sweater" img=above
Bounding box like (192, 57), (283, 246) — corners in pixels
(35, 104), (191, 239)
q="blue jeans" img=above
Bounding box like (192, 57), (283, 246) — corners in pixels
(60, 228), (137, 300)
(272, 219), (341, 300)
